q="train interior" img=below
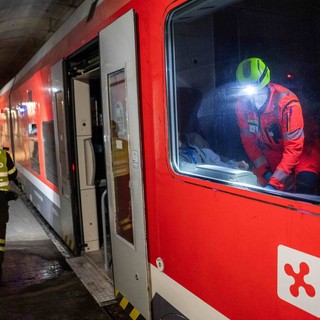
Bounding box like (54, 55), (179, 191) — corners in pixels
(168, 0), (320, 200)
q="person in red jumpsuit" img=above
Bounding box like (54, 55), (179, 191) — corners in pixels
(235, 57), (320, 193)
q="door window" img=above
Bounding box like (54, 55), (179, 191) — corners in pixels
(108, 69), (134, 245)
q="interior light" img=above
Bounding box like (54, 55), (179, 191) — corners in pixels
(19, 105), (27, 115)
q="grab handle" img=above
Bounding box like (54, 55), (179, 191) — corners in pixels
(84, 138), (96, 186)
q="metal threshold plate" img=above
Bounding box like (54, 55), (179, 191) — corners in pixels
(67, 256), (116, 306)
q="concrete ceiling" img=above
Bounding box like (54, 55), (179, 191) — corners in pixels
(0, 0), (86, 89)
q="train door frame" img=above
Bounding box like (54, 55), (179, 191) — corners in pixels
(99, 10), (150, 319)
(51, 61), (76, 251)
(64, 39), (112, 273)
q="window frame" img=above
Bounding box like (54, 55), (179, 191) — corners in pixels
(165, 0), (320, 205)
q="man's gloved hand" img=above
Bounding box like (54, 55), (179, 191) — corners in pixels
(264, 185), (275, 190)
(6, 190), (18, 201)
(263, 171), (273, 182)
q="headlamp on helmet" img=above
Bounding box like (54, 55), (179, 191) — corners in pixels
(236, 57), (270, 92)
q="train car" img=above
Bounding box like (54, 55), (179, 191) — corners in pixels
(1, 0), (320, 319)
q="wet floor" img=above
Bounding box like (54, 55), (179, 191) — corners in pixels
(0, 192), (113, 320)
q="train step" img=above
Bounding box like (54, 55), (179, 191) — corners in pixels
(67, 255), (116, 307)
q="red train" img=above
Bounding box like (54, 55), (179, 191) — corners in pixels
(1, 0), (320, 319)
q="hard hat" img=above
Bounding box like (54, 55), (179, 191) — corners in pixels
(236, 57), (270, 90)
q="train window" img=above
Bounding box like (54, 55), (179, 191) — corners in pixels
(42, 121), (58, 186)
(28, 123), (40, 174)
(28, 123), (37, 135)
(55, 91), (71, 197)
(166, 0), (320, 201)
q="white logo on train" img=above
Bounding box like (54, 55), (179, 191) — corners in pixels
(278, 245), (320, 317)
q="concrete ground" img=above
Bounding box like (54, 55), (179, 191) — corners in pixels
(0, 195), (113, 320)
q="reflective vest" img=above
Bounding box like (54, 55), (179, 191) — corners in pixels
(236, 83), (304, 190)
(0, 150), (9, 191)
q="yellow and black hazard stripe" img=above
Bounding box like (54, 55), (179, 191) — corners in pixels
(0, 238), (5, 253)
(115, 290), (146, 320)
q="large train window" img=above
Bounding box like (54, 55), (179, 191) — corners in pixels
(166, 0), (320, 201)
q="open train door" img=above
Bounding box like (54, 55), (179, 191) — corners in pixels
(100, 10), (150, 319)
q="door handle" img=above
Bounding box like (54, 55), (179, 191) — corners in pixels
(84, 138), (96, 186)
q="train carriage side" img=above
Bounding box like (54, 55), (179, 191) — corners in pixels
(0, 0), (166, 318)
(1, 0), (320, 319)
(147, 0), (320, 319)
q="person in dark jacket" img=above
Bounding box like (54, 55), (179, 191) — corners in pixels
(0, 148), (18, 280)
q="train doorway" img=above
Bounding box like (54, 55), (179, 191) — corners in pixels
(100, 10), (150, 319)
(61, 11), (150, 315)
(64, 39), (113, 283)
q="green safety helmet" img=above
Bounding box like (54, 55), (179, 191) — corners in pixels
(236, 57), (270, 90)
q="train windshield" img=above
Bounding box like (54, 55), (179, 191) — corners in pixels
(166, 0), (320, 202)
